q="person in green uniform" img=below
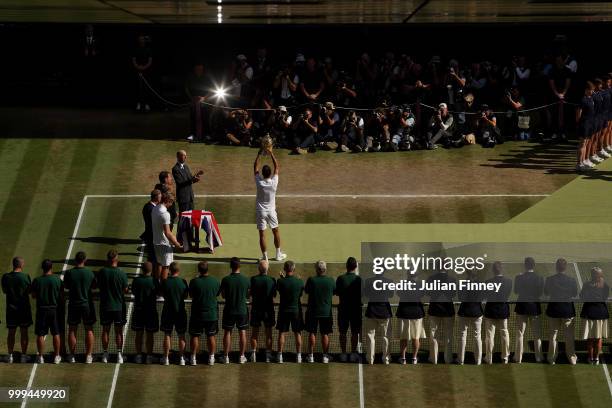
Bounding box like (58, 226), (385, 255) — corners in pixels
(249, 259), (276, 363)
(219, 257), (250, 364)
(160, 262), (188, 366)
(335, 257), (362, 362)
(131, 261), (159, 364)
(2, 256), (32, 364)
(188, 260), (220, 366)
(31, 259), (63, 364)
(276, 260), (304, 363)
(304, 260), (336, 363)
(64, 251), (96, 364)
(97, 249), (128, 364)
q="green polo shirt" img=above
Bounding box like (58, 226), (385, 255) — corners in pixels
(31, 274), (62, 309)
(277, 275), (304, 313)
(189, 275), (220, 321)
(63, 267), (95, 307)
(305, 275), (335, 318)
(2, 271), (32, 309)
(220, 272), (250, 316)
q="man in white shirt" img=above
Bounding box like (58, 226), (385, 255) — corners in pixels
(152, 193), (182, 280)
(253, 149), (286, 261)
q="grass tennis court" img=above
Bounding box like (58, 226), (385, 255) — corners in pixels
(1, 139), (612, 407)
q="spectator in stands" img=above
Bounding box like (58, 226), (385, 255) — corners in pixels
(304, 261), (335, 363)
(483, 262), (512, 364)
(319, 102), (341, 150)
(226, 109), (253, 146)
(355, 53), (378, 104)
(131, 34), (153, 112)
(64, 251), (96, 364)
(426, 269), (456, 364)
(2, 256), (32, 364)
(140, 189), (161, 265)
(338, 110), (365, 152)
(131, 261), (158, 364)
(220, 257), (250, 364)
(363, 270), (393, 365)
(544, 258), (578, 365)
(513, 257), (544, 363)
(154, 171), (176, 226)
(457, 269), (483, 365)
(299, 57), (325, 104)
(249, 260), (276, 363)
(31, 259), (62, 364)
(185, 62), (213, 142)
(443, 59), (466, 109)
(322, 57), (339, 93)
(232, 54), (254, 105)
(160, 262), (188, 366)
(188, 260), (220, 366)
(427, 103), (454, 149)
(292, 107), (318, 154)
(476, 104), (502, 147)
(547, 55), (572, 140)
(335, 257), (362, 362)
(504, 86), (530, 140)
(330, 73), (358, 109)
(97, 249), (128, 365)
(272, 63), (299, 107)
(276, 260), (304, 363)
(396, 273), (426, 365)
(580, 267), (609, 365)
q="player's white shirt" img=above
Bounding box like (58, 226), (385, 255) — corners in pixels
(152, 204), (171, 246)
(255, 173), (278, 212)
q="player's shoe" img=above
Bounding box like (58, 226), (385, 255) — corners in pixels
(161, 356), (170, 366)
(584, 159), (595, 168)
(117, 352), (124, 364)
(68, 355), (76, 363)
(36, 355), (44, 364)
(102, 351), (109, 363)
(190, 355), (197, 366)
(606, 145), (612, 153)
(7, 354), (13, 364)
(600, 149), (611, 158)
(239, 355), (248, 364)
(322, 354), (330, 364)
(399, 357), (406, 365)
(146, 355), (154, 365)
(412, 357), (418, 365)
(179, 356), (186, 366)
(208, 355), (215, 366)
(275, 252), (287, 261)
(250, 351), (257, 362)
(383, 356), (390, 365)
(221, 355), (230, 364)
(54, 355), (62, 364)
(591, 154), (603, 163)
(296, 353), (302, 364)
(85, 354), (93, 364)
(134, 354), (143, 364)
(277, 353), (283, 364)
(187, 135), (194, 141)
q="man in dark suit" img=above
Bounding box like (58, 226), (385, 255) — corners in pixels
(513, 257), (544, 363)
(544, 258), (578, 365)
(171, 150), (203, 213)
(483, 261), (512, 364)
(140, 189), (161, 264)
(155, 171), (177, 226)
(426, 270), (456, 364)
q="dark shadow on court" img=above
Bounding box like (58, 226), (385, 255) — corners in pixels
(73, 236), (142, 245)
(479, 142), (578, 175)
(52, 258), (141, 269)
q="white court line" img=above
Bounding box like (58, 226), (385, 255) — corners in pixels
(603, 364), (612, 399)
(106, 243), (145, 408)
(84, 193), (549, 199)
(572, 262), (584, 290)
(355, 268), (365, 408)
(21, 196), (89, 408)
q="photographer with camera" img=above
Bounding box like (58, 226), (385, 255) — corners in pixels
(390, 106), (416, 151)
(331, 74), (358, 109)
(444, 59), (466, 109)
(226, 109), (254, 146)
(272, 63), (299, 107)
(365, 108), (390, 152)
(477, 104), (502, 148)
(292, 108), (319, 155)
(426, 103), (455, 150)
(266, 106), (293, 148)
(338, 110), (365, 152)
(318, 102), (341, 150)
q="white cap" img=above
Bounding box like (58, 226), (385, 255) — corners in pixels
(236, 54), (247, 61)
(278, 105), (287, 112)
(438, 103), (448, 109)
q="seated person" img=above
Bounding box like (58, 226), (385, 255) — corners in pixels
(338, 110), (365, 152)
(477, 104), (503, 147)
(267, 106), (293, 148)
(389, 106), (416, 151)
(291, 108), (319, 155)
(319, 102), (341, 150)
(455, 93), (478, 146)
(226, 109), (253, 146)
(365, 109), (390, 152)
(427, 103), (455, 149)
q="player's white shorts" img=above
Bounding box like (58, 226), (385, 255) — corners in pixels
(256, 210), (279, 230)
(154, 244), (174, 267)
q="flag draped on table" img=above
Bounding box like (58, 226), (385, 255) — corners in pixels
(177, 210), (223, 252)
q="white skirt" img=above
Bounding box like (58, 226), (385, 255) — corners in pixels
(582, 319), (608, 339)
(400, 318), (426, 340)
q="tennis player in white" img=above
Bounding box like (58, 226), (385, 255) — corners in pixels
(254, 148), (286, 261)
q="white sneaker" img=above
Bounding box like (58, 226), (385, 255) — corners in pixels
(187, 135), (194, 141)
(322, 354), (329, 364)
(20, 354), (29, 364)
(53, 355), (62, 364)
(117, 352), (124, 364)
(68, 355), (76, 364)
(296, 353), (302, 364)
(239, 355), (248, 364)
(600, 149), (611, 158)
(37, 355), (44, 364)
(208, 355), (215, 366)
(606, 145), (612, 153)
(146, 355), (154, 365)
(85, 354), (93, 364)
(161, 356), (170, 366)
(307, 354), (314, 363)
(7, 354), (13, 364)
(190, 355), (197, 366)
(102, 351), (109, 363)
(384, 357), (390, 365)
(584, 159), (595, 167)
(250, 351), (257, 362)
(223, 355), (230, 364)
(277, 353), (283, 364)
(591, 155), (603, 163)
(179, 356), (186, 366)
(144, 104), (151, 112)
(412, 357), (418, 365)
(134, 354), (143, 364)
(275, 252), (287, 261)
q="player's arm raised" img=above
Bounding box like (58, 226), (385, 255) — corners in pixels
(270, 150), (279, 175)
(254, 150), (262, 175)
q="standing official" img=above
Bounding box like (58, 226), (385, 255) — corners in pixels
(189, 261), (220, 366)
(580, 267), (609, 365)
(335, 257), (362, 362)
(219, 257), (250, 364)
(160, 262), (189, 366)
(172, 150), (203, 213)
(457, 269), (484, 365)
(140, 190), (161, 264)
(363, 271), (393, 365)
(544, 258), (578, 365)
(396, 274), (426, 365)
(2, 257), (32, 363)
(249, 260), (276, 363)
(483, 262), (512, 364)
(305, 261), (335, 363)
(513, 257), (544, 363)
(131, 261), (159, 364)
(31, 259), (63, 364)
(426, 270), (457, 364)
(276, 261), (304, 363)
